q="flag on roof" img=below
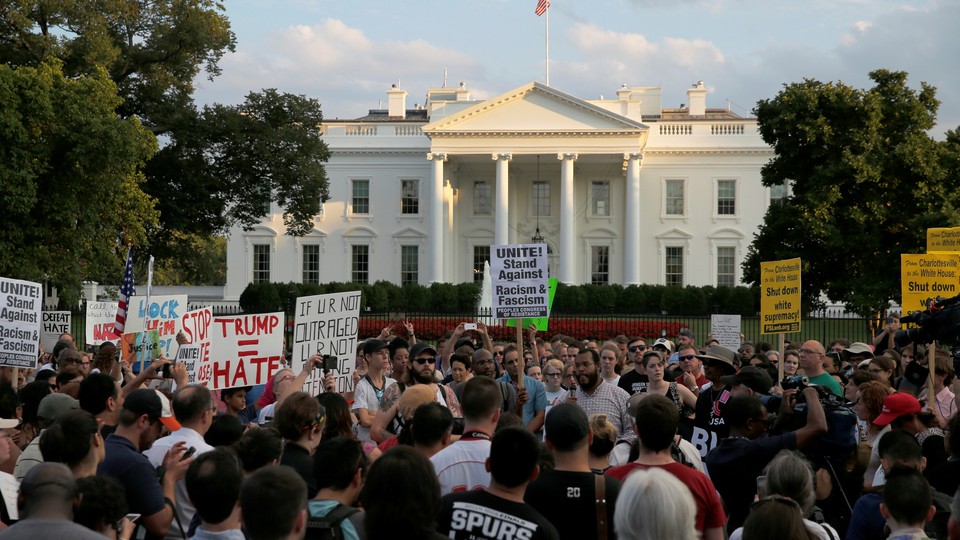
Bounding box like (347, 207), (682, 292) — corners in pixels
(536, 0), (550, 16)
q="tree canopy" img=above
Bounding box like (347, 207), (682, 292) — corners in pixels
(742, 69), (960, 315)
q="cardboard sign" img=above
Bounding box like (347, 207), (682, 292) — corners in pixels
(293, 291), (361, 395)
(41, 311), (71, 351)
(927, 228), (960, 253)
(176, 344), (203, 385)
(506, 278), (558, 331)
(710, 314), (742, 351)
(120, 330), (161, 365)
(901, 253), (960, 315)
(125, 295), (187, 359)
(0, 277), (42, 368)
(760, 258), (802, 334)
(179, 307), (213, 387)
(209, 313), (284, 390)
(490, 244), (549, 320)
(85, 301), (118, 345)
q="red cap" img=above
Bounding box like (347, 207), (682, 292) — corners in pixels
(872, 392), (921, 427)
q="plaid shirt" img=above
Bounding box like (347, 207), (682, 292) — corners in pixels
(575, 379), (636, 441)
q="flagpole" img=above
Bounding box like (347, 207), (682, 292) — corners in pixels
(139, 256), (155, 374)
(545, 7), (550, 85)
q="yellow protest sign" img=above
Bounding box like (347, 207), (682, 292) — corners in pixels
(901, 253), (960, 314)
(760, 258), (801, 334)
(927, 228), (960, 253)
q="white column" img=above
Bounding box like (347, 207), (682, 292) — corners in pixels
(493, 153), (512, 245)
(558, 153), (578, 284)
(427, 153), (447, 283)
(624, 153), (643, 285)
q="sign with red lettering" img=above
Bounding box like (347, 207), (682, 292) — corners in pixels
(293, 291), (361, 394)
(179, 307), (213, 386)
(85, 301), (118, 345)
(126, 295), (188, 359)
(209, 313), (284, 390)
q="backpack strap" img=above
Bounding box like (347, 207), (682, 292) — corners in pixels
(595, 474), (608, 540)
(306, 504), (360, 539)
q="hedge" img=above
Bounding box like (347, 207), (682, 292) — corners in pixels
(240, 281), (760, 316)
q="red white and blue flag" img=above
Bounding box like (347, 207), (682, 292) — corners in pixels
(536, 0), (550, 16)
(114, 248), (135, 336)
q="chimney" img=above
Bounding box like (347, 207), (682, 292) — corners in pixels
(455, 81), (471, 101)
(687, 81), (707, 116)
(387, 84), (407, 118)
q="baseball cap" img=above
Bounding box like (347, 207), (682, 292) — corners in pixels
(362, 339), (390, 355)
(652, 338), (675, 354)
(720, 367), (774, 395)
(38, 394), (80, 424)
(123, 389), (181, 431)
(409, 342), (438, 358)
(544, 403), (590, 448)
(873, 392), (922, 427)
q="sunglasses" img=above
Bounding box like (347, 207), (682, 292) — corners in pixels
(678, 354), (696, 362)
(413, 356), (435, 365)
(628, 345), (647, 353)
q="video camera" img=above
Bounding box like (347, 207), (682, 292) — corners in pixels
(895, 293), (960, 347)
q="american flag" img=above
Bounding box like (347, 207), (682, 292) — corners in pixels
(114, 248), (135, 336)
(536, 0), (550, 16)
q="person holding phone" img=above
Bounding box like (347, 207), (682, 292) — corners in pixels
(873, 311), (901, 356)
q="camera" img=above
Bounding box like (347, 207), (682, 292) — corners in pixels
(161, 363), (172, 379)
(895, 293), (960, 347)
(781, 375), (809, 392)
(317, 355), (338, 371)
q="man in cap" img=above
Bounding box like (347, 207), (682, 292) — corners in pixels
(13, 393), (78, 481)
(0, 462), (103, 539)
(652, 338), (675, 358)
(352, 339), (396, 443)
(868, 392), (947, 489)
(98, 388), (193, 539)
(525, 404), (621, 539)
(690, 345), (738, 458)
(724, 366), (774, 399)
(797, 340), (844, 396)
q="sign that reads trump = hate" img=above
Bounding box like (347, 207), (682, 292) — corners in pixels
(490, 244), (549, 320)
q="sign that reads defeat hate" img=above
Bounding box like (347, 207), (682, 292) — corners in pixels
(490, 244), (549, 320)
(901, 253), (960, 314)
(760, 258), (802, 334)
(0, 277), (42, 368)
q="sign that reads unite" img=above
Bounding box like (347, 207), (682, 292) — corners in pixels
(490, 244), (550, 320)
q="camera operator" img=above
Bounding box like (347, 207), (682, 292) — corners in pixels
(705, 385), (827, 531)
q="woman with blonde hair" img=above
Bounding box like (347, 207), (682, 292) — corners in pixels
(588, 413), (617, 474)
(614, 467), (697, 540)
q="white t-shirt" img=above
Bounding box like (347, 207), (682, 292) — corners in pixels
(730, 518), (838, 540)
(431, 437), (492, 495)
(257, 402), (277, 425)
(352, 375), (396, 443)
(143, 428), (215, 540)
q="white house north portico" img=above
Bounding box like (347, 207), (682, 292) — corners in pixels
(223, 81), (777, 300)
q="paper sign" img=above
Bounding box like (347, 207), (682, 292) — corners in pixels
(125, 295), (187, 359)
(0, 277), (42, 368)
(293, 291), (361, 395)
(490, 244), (549, 320)
(760, 258), (802, 334)
(927, 228), (960, 253)
(506, 278), (557, 331)
(176, 344), (203, 385)
(85, 301), (118, 345)
(901, 253), (960, 315)
(179, 307), (213, 387)
(120, 330), (161, 365)
(209, 313), (284, 390)
(41, 311), (71, 350)
(710, 314), (742, 351)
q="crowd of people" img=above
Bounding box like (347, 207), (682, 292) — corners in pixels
(1, 313), (959, 539)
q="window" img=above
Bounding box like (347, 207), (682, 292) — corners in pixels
(352, 180), (370, 214)
(401, 245), (418, 285)
(351, 245), (369, 284)
(253, 244), (270, 284)
(473, 245), (490, 284)
(532, 181), (550, 216)
(717, 246), (736, 287)
(770, 181), (788, 206)
(717, 179), (736, 215)
(665, 180), (684, 215)
(591, 246), (610, 285)
(473, 181), (492, 215)
(401, 180), (419, 214)
(302, 245), (320, 284)
(259, 184), (271, 214)
(665, 246), (683, 286)
(592, 181), (610, 216)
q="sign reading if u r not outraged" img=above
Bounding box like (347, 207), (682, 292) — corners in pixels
(490, 244), (549, 320)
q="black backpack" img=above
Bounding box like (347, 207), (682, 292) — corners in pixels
(305, 504), (360, 540)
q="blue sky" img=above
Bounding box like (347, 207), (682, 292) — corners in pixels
(194, 0), (959, 135)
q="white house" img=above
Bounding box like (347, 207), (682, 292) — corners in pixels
(223, 80), (779, 301)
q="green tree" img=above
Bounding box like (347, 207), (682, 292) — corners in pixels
(742, 70), (960, 315)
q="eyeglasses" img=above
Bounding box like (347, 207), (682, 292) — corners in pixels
(493, 351), (504, 356)
(413, 356), (434, 365)
(678, 354), (696, 362)
(867, 367), (885, 374)
(276, 375), (295, 384)
(628, 345), (647, 353)
(797, 348), (823, 356)
(545, 372), (562, 377)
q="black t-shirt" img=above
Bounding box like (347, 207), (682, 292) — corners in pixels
(280, 443), (317, 498)
(617, 370), (648, 396)
(690, 384), (731, 458)
(438, 490), (560, 540)
(525, 470), (620, 540)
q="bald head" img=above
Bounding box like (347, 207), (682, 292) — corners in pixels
(799, 340), (826, 375)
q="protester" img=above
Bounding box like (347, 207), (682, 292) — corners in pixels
(410, 402), (454, 458)
(635, 349), (696, 417)
(232, 427), (282, 474)
(0, 462), (104, 539)
(240, 466), (308, 540)
(571, 349), (635, 457)
(741, 495), (813, 540)
(276, 391), (325, 498)
(617, 337), (649, 395)
(431, 376), (500, 494)
(499, 345), (547, 433)
(363, 446), (446, 540)
(614, 467), (697, 540)
(797, 341), (844, 396)
(38, 409), (103, 478)
(599, 343), (621, 386)
(588, 413), (618, 474)
(691, 345), (737, 458)
(185, 449), (245, 540)
(78, 372), (122, 438)
(917, 349), (957, 423)
(881, 466), (937, 540)
(219, 386), (257, 425)
(257, 354), (325, 425)
(74, 475), (133, 540)
(318, 392), (380, 460)
(204, 414), (244, 447)
(309, 436), (367, 538)
(14, 393), (79, 481)
(353, 339), (396, 443)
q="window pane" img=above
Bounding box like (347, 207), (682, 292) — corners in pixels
(474, 181), (492, 215)
(473, 245), (490, 284)
(302, 245), (320, 284)
(665, 180), (684, 215)
(717, 179), (736, 215)
(401, 245), (418, 286)
(592, 181), (610, 216)
(253, 244), (270, 284)
(533, 182), (550, 216)
(591, 246), (609, 285)
(770, 181), (788, 206)
(401, 180), (419, 214)
(665, 246), (683, 286)
(717, 246), (736, 287)
(352, 180), (369, 214)
(352, 245), (369, 284)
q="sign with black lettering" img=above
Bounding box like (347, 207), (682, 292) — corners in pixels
(41, 311), (71, 350)
(293, 291), (361, 395)
(85, 301), (118, 345)
(490, 244), (549, 320)
(176, 344), (203, 385)
(0, 277), (42, 368)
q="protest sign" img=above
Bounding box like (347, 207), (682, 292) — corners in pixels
(901, 253), (960, 315)
(41, 311), (71, 350)
(293, 291), (361, 395)
(120, 330), (161, 365)
(176, 344), (203, 385)
(126, 294), (187, 359)
(760, 258), (802, 334)
(506, 278), (557, 331)
(180, 307), (213, 386)
(0, 277), (42, 368)
(490, 244), (549, 320)
(209, 313), (284, 390)
(86, 301), (118, 345)
(710, 314), (742, 351)
(927, 228), (960, 253)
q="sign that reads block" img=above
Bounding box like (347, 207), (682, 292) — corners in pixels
(760, 258), (802, 334)
(490, 244), (549, 320)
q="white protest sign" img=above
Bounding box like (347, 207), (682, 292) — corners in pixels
(711, 314), (742, 351)
(209, 313), (284, 390)
(0, 277), (42, 368)
(126, 294), (187, 359)
(41, 311), (71, 350)
(176, 344), (203, 385)
(85, 301), (118, 345)
(293, 291), (361, 395)
(490, 244), (550, 320)
(179, 307), (213, 387)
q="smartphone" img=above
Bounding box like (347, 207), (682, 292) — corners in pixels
(124, 513), (141, 524)
(180, 446), (197, 461)
(464, 323), (478, 331)
(322, 355), (338, 371)
(161, 363), (172, 379)
(886, 315), (894, 324)
(756, 475), (768, 499)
